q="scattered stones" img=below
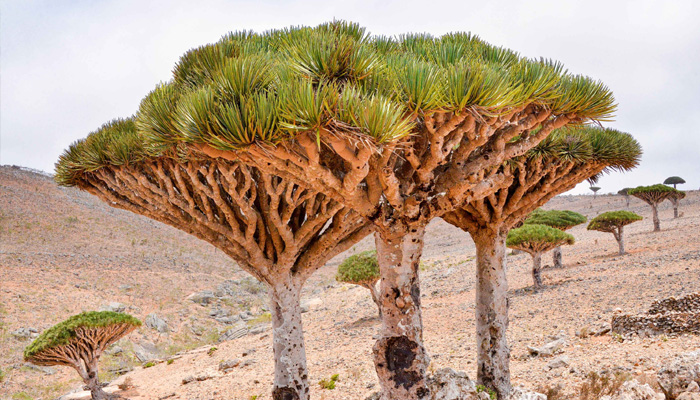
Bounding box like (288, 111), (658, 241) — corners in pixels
(657, 351), (700, 399)
(187, 291), (215, 306)
(22, 362), (55, 375)
(182, 374), (214, 384)
(145, 313), (170, 334)
(509, 387), (547, 400)
(11, 327), (38, 340)
(648, 293), (700, 315)
(218, 359), (241, 372)
(546, 355), (570, 370)
(527, 338), (567, 357)
(300, 297), (323, 313)
(100, 302), (127, 313)
(599, 380), (664, 400)
(427, 367), (479, 399)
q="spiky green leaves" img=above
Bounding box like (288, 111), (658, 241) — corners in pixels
(336, 250), (380, 285)
(587, 211), (642, 233)
(506, 224), (574, 254)
(663, 176), (685, 186)
(24, 311), (141, 360)
(524, 209), (586, 231)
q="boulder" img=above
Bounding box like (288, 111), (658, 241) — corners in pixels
(427, 367), (480, 400)
(527, 338), (567, 357)
(187, 290), (215, 305)
(546, 355), (570, 370)
(145, 313), (170, 334)
(599, 380), (664, 400)
(658, 351), (700, 399)
(509, 387), (547, 400)
(100, 302), (127, 313)
(11, 327), (38, 340)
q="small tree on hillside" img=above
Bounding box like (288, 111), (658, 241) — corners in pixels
(24, 312), (141, 400)
(524, 209), (586, 268)
(336, 250), (381, 317)
(587, 211), (642, 255)
(506, 224), (574, 289)
(629, 184), (681, 231)
(667, 190), (686, 219)
(663, 176), (685, 189)
(618, 188), (632, 208)
(590, 186), (601, 198)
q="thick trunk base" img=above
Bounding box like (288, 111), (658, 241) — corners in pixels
(269, 279), (309, 400)
(552, 246), (562, 268)
(532, 253), (543, 289)
(373, 226), (430, 400)
(652, 204), (661, 232)
(472, 229), (511, 399)
(616, 227), (625, 255)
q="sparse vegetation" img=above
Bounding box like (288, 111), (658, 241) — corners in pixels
(143, 361), (156, 368)
(506, 224), (575, 288)
(318, 373), (339, 390)
(476, 384), (497, 399)
(587, 211), (643, 254)
(207, 347), (217, 356)
(336, 250), (381, 317)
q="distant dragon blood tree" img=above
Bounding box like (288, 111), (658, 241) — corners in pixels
(629, 184), (682, 231)
(590, 186), (601, 198)
(442, 126), (640, 396)
(663, 176), (685, 189)
(24, 312), (141, 400)
(524, 208), (586, 268)
(667, 190), (686, 219)
(58, 21), (628, 400)
(618, 187), (632, 208)
(336, 250), (382, 317)
(55, 120), (370, 400)
(506, 224), (574, 287)
(587, 211), (642, 255)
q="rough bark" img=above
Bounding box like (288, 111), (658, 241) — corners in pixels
(532, 253), (543, 289)
(615, 226), (625, 255)
(472, 229), (511, 398)
(84, 360), (108, 400)
(672, 198), (679, 219)
(373, 226), (430, 400)
(362, 281), (383, 318)
(269, 277), (308, 400)
(552, 246), (563, 268)
(651, 203), (661, 232)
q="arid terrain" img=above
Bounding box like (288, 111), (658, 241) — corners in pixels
(1, 165), (699, 400)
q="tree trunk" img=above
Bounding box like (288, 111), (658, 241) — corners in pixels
(373, 226), (430, 400)
(472, 229), (511, 399)
(552, 246), (562, 268)
(615, 227), (625, 255)
(625, 196), (630, 208)
(532, 253), (543, 289)
(84, 360), (109, 400)
(651, 203), (661, 232)
(364, 281), (383, 318)
(672, 198), (679, 219)
(269, 278), (309, 400)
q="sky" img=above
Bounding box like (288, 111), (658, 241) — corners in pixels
(2, 0), (699, 194)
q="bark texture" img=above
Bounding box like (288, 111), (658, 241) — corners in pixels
(472, 229), (511, 398)
(552, 246), (563, 268)
(269, 278), (308, 400)
(672, 198), (680, 219)
(532, 253), (543, 288)
(616, 227), (625, 255)
(373, 226), (430, 400)
(651, 204), (661, 232)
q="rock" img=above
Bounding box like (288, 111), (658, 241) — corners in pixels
(187, 290), (215, 305)
(215, 315), (241, 325)
(300, 297), (323, 313)
(509, 387), (547, 400)
(219, 324), (249, 343)
(105, 345), (123, 355)
(427, 367), (479, 399)
(687, 381), (700, 392)
(22, 362), (55, 375)
(182, 374), (214, 384)
(547, 355), (570, 370)
(11, 327), (38, 340)
(657, 351), (700, 399)
(242, 348), (256, 357)
(527, 338), (567, 357)
(218, 359), (241, 372)
(678, 393), (700, 400)
(145, 313), (170, 334)
(599, 380), (664, 400)
(132, 342), (159, 362)
(100, 302), (127, 312)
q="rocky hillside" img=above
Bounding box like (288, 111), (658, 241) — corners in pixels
(1, 165), (699, 399)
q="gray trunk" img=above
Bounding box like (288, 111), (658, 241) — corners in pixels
(532, 253), (543, 289)
(615, 227), (625, 255)
(473, 229), (511, 399)
(373, 227), (430, 400)
(625, 196), (630, 208)
(552, 246), (562, 268)
(84, 360), (108, 400)
(651, 204), (661, 231)
(364, 281), (383, 318)
(673, 198), (679, 219)
(269, 279), (309, 400)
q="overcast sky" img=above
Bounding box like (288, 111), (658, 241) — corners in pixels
(2, 0), (699, 194)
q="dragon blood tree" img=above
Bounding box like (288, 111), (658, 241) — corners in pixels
(590, 186), (601, 198)
(336, 250), (382, 317)
(664, 176), (685, 189)
(55, 119), (371, 400)
(102, 21), (621, 399)
(442, 126), (641, 396)
(667, 189), (686, 219)
(618, 187), (632, 208)
(24, 312), (141, 400)
(629, 184), (682, 232)
(587, 211), (642, 255)
(523, 209), (586, 268)
(506, 224), (574, 287)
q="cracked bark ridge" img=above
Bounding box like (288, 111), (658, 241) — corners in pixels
(76, 157), (371, 400)
(25, 324), (136, 400)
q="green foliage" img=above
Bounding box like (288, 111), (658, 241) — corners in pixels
(166, 358), (174, 365)
(0, 367), (5, 382)
(506, 224), (574, 252)
(24, 311), (141, 359)
(524, 209), (586, 231)
(628, 184), (678, 196)
(207, 346), (217, 356)
(476, 384), (497, 399)
(12, 392), (32, 400)
(587, 211), (642, 232)
(318, 373), (339, 390)
(663, 176), (685, 186)
(56, 21), (620, 187)
(590, 186), (601, 193)
(143, 361), (155, 368)
(336, 250), (380, 285)
(617, 188), (631, 196)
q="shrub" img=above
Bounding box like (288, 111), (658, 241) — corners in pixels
(336, 250), (381, 317)
(319, 373), (339, 389)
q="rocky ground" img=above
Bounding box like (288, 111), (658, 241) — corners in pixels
(1, 165), (699, 399)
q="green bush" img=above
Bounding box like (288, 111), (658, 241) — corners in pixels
(524, 209), (586, 230)
(336, 250), (379, 284)
(628, 184), (678, 196)
(319, 373), (339, 390)
(506, 224), (574, 251)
